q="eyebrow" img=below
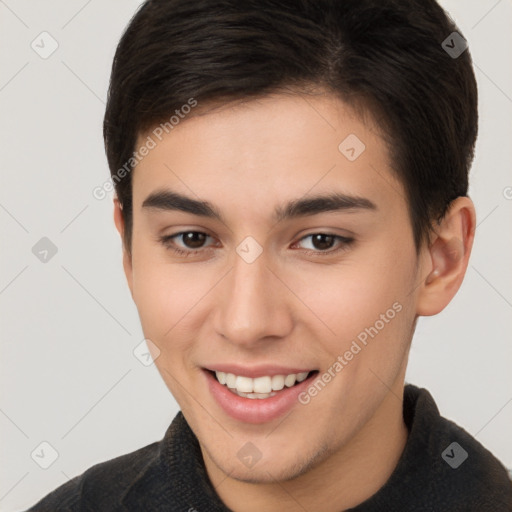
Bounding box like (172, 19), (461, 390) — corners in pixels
(142, 189), (377, 223)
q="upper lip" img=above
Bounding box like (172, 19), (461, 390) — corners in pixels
(204, 364), (315, 378)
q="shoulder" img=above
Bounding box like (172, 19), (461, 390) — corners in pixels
(25, 412), (226, 512)
(434, 411), (512, 509)
(404, 384), (512, 510)
(26, 440), (161, 511)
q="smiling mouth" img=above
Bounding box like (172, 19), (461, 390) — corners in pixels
(207, 370), (318, 399)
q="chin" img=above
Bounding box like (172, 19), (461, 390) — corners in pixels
(206, 441), (332, 484)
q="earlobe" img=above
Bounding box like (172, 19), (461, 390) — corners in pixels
(416, 197), (476, 316)
(113, 198), (134, 297)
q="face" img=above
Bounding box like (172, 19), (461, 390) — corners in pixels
(121, 92), (426, 483)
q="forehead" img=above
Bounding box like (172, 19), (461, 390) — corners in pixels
(131, 92), (405, 222)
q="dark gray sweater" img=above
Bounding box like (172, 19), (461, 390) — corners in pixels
(26, 385), (512, 511)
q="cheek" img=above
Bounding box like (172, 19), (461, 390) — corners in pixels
(131, 259), (207, 401)
(291, 259), (411, 330)
(130, 245), (208, 344)
(285, 248), (416, 367)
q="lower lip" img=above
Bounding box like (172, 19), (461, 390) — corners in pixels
(204, 370), (316, 424)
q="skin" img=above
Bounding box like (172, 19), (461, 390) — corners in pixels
(113, 91), (476, 511)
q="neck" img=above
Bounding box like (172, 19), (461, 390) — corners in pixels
(202, 379), (409, 512)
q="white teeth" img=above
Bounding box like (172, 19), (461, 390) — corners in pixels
(253, 376), (272, 394)
(296, 372), (309, 382)
(284, 373), (297, 387)
(234, 390), (277, 399)
(225, 373), (236, 388)
(271, 375), (285, 391)
(214, 370), (311, 395)
(235, 376), (253, 393)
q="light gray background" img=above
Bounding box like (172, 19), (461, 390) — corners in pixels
(1, 1), (511, 510)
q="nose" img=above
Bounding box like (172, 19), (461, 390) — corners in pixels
(213, 248), (293, 348)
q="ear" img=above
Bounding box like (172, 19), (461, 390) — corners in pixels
(113, 198), (134, 298)
(416, 196), (476, 316)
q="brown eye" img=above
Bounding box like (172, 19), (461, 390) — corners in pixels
(159, 231), (214, 256)
(296, 233), (354, 254)
(179, 231), (208, 249)
(310, 234), (336, 250)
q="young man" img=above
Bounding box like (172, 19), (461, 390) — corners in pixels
(28, 0), (512, 510)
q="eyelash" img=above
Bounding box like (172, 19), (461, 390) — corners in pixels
(158, 231), (354, 258)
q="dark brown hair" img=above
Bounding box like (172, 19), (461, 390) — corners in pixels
(103, 0), (478, 255)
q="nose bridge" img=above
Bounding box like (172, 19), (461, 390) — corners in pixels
(215, 243), (290, 345)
